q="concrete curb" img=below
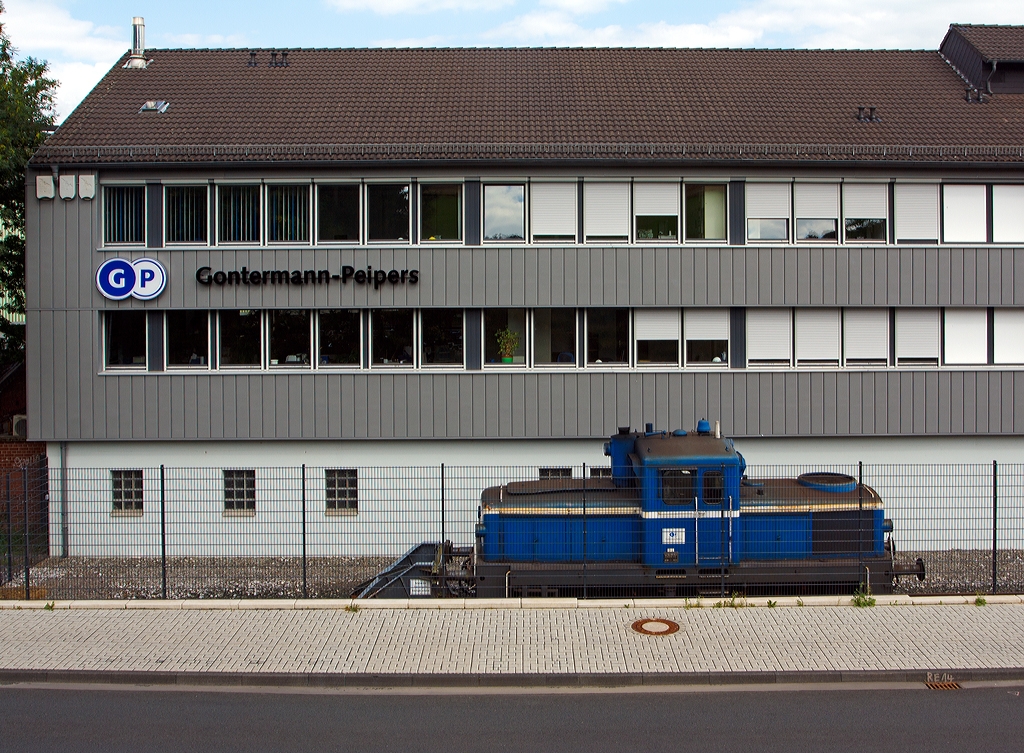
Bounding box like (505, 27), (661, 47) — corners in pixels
(1, 667), (1021, 689)
(0, 594), (1021, 610)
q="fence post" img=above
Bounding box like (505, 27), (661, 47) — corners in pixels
(582, 463), (587, 601)
(160, 465), (167, 599)
(301, 464), (307, 599)
(992, 460), (998, 595)
(60, 443), (69, 559)
(858, 461), (864, 591)
(23, 466), (30, 600)
(5, 474), (11, 585)
(440, 463), (445, 596)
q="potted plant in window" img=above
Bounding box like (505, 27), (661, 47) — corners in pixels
(495, 327), (520, 364)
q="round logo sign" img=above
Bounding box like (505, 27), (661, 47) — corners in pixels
(96, 258), (167, 301)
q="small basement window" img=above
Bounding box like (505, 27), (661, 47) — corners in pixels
(224, 469), (256, 512)
(111, 469), (143, 513)
(539, 467), (571, 479)
(326, 468), (358, 513)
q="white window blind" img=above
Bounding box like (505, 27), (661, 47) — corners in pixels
(843, 309), (889, 362)
(994, 309), (1024, 364)
(795, 309), (840, 362)
(746, 309), (792, 363)
(943, 309), (988, 364)
(745, 183), (790, 218)
(633, 182), (679, 216)
(895, 308), (940, 360)
(584, 182), (630, 239)
(894, 184), (939, 242)
(684, 308), (729, 340)
(942, 185), (987, 243)
(794, 184), (839, 219)
(993, 185), (1024, 243)
(843, 183), (887, 219)
(635, 309), (680, 340)
(531, 183), (577, 240)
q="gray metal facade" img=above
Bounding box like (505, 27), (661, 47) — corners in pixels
(25, 170), (1024, 442)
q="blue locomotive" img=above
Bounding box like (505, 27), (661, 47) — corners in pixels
(357, 421), (925, 599)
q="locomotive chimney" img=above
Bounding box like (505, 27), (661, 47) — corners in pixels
(715, 420), (721, 439)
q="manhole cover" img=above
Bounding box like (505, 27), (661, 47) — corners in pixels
(631, 618), (680, 636)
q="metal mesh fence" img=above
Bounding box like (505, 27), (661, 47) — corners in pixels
(0, 460), (1021, 600)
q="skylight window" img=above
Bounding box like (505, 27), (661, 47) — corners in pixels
(139, 100), (169, 113)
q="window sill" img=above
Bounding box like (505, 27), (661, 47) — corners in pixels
(223, 508), (256, 518)
(111, 509), (144, 518)
(325, 508), (358, 517)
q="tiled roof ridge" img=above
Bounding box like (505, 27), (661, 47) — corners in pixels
(136, 46), (942, 54)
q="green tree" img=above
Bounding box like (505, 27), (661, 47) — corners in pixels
(0, 1), (56, 364)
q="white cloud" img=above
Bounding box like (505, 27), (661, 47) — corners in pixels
(158, 33), (250, 48)
(327, 0), (513, 14)
(482, 0), (1024, 48)
(2, 0), (126, 121)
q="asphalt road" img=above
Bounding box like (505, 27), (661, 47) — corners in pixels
(1, 682), (1022, 752)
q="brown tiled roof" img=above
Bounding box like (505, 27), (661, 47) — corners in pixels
(950, 24), (1024, 61)
(33, 47), (1024, 166)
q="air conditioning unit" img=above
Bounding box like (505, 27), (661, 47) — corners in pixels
(11, 415), (27, 438)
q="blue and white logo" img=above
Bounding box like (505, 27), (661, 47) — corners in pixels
(96, 258), (167, 301)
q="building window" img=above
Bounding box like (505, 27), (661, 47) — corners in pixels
(586, 309), (629, 365)
(993, 185), (1024, 243)
(539, 467), (571, 479)
(166, 311), (209, 367)
(584, 182), (630, 242)
(994, 309), (1024, 364)
(843, 308), (889, 366)
(531, 183), (577, 242)
(746, 308), (793, 366)
(894, 183), (939, 243)
(635, 309), (680, 366)
(483, 184), (525, 241)
(533, 309), (576, 365)
(105, 310), (147, 369)
(267, 185), (310, 243)
(218, 185), (261, 243)
(484, 309), (527, 365)
(745, 183), (790, 242)
(794, 308), (841, 366)
(634, 182), (679, 242)
(165, 186), (208, 244)
(224, 469), (256, 512)
(590, 467), (612, 478)
(421, 309), (464, 366)
(318, 310), (361, 366)
(684, 308), (729, 365)
(103, 186), (145, 245)
(895, 308), (940, 365)
(326, 468), (358, 513)
(942, 185), (987, 243)
(268, 310), (311, 367)
(843, 183), (887, 242)
(421, 184), (462, 241)
(684, 184), (726, 241)
(219, 309), (262, 367)
(367, 184), (409, 242)
(371, 309), (414, 366)
(794, 183), (839, 241)
(661, 469), (695, 505)
(111, 469), (143, 513)
(317, 184), (360, 242)
(943, 309), (988, 365)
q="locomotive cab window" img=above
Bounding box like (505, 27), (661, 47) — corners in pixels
(702, 471), (724, 505)
(661, 469), (695, 505)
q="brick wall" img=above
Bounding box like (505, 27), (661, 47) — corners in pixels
(0, 438), (45, 472)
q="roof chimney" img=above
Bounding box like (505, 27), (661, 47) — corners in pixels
(124, 17), (149, 69)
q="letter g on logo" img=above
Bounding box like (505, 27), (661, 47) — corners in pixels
(96, 258), (167, 301)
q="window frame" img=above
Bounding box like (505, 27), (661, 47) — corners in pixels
(369, 308), (417, 368)
(102, 184), (147, 247)
(682, 308), (730, 368)
(744, 182), (792, 244)
(216, 309), (265, 370)
(111, 469), (144, 515)
(103, 310), (148, 371)
(841, 182), (889, 244)
(315, 309), (364, 369)
(325, 468), (358, 515)
(418, 181), (464, 244)
(634, 308), (681, 368)
(419, 308), (466, 369)
(164, 310), (211, 370)
(223, 469), (256, 514)
(482, 308), (530, 368)
(163, 183), (210, 246)
(216, 182), (263, 245)
(314, 181), (362, 245)
(266, 309), (314, 369)
(682, 181), (729, 243)
(365, 181), (412, 244)
(530, 181), (578, 244)
(531, 308), (579, 368)
(265, 182), (312, 245)
(584, 308), (631, 368)
(481, 182), (527, 243)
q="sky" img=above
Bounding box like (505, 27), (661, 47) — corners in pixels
(1, 0), (1023, 122)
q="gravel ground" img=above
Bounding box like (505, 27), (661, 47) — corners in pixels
(1, 550), (1021, 600)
